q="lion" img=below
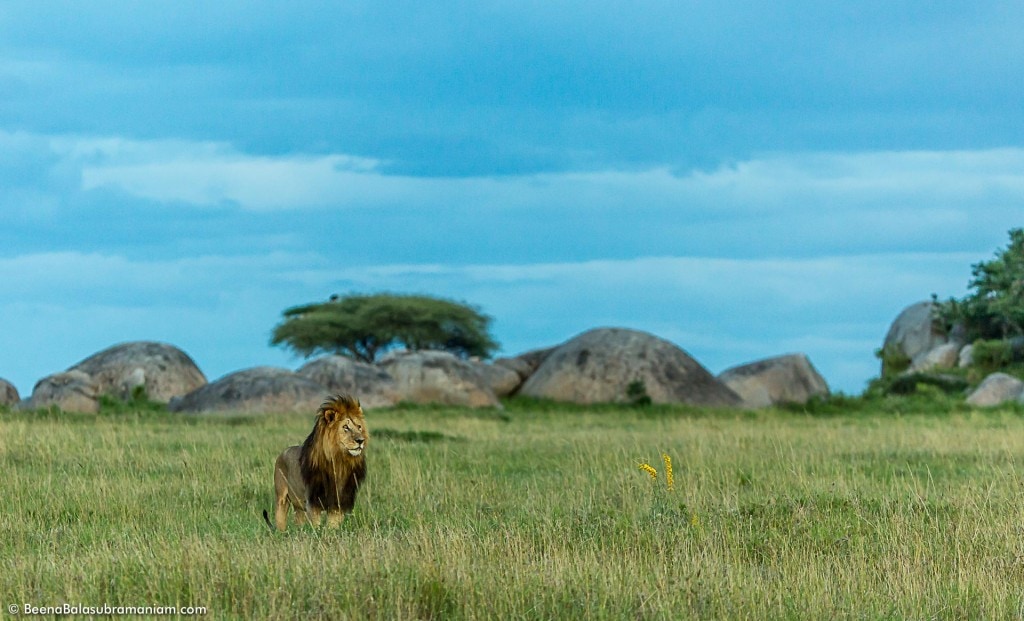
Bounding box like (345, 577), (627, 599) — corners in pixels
(262, 394), (368, 530)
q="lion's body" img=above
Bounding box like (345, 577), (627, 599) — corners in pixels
(267, 394), (368, 530)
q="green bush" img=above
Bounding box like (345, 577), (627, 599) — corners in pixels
(933, 227), (1024, 341)
(625, 379), (652, 407)
(884, 372), (969, 396)
(875, 344), (912, 377)
(970, 339), (1013, 374)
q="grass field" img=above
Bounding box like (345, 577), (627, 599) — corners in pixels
(4, 398), (1024, 619)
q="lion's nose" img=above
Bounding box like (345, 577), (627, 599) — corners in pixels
(356, 437), (365, 445)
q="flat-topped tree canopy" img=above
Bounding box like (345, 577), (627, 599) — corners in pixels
(271, 293), (498, 363)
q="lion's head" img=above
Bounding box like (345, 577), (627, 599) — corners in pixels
(307, 394), (368, 465)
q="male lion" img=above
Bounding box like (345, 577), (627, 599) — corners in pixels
(262, 394), (368, 530)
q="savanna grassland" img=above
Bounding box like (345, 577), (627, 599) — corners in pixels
(4, 398), (1024, 620)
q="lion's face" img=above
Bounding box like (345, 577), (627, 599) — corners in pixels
(321, 398), (368, 459)
(337, 415), (367, 457)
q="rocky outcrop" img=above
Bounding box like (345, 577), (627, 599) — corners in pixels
(881, 301), (954, 373)
(469, 360), (523, 397)
(22, 370), (100, 413)
(907, 342), (962, 373)
(296, 355), (401, 408)
(958, 344), (974, 368)
(169, 367), (326, 414)
(965, 373), (1024, 407)
(519, 328), (742, 407)
(69, 341), (207, 402)
(379, 350), (500, 407)
(494, 347), (556, 383)
(0, 378), (19, 407)
(718, 353), (830, 408)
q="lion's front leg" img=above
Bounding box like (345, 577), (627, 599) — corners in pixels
(305, 501), (323, 528)
(326, 510), (345, 528)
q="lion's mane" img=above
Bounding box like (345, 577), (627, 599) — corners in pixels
(299, 394), (368, 513)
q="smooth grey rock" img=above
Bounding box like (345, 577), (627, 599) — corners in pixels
(469, 360), (523, 397)
(494, 346), (557, 382)
(69, 341), (206, 402)
(958, 344), (974, 368)
(965, 373), (1024, 407)
(297, 355), (401, 408)
(0, 378), (19, 407)
(519, 327), (742, 407)
(881, 301), (950, 373)
(718, 353), (830, 408)
(23, 370), (99, 413)
(379, 350), (500, 407)
(169, 367), (325, 414)
(909, 342), (961, 373)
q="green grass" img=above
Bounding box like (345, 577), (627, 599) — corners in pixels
(4, 400), (1024, 619)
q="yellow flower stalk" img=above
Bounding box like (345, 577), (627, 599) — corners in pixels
(662, 453), (674, 491)
(638, 463), (658, 480)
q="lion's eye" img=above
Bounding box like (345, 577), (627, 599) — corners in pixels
(343, 425), (351, 432)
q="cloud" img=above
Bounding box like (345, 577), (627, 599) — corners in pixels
(2, 2), (1023, 174)
(60, 136), (1024, 226)
(2, 130), (1019, 267)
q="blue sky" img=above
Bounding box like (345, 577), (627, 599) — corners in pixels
(1, 1), (1021, 396)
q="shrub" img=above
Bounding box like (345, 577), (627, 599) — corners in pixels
(626, 379), (652, 407)
(933, 228), (1024, 341)
(875, 344), (912, 377)
(971, 339), (1013, 374)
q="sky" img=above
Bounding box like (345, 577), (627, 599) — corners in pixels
(1, 1), (1022, 397)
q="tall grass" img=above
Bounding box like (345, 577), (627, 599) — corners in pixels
(3, 403), (1024, 619)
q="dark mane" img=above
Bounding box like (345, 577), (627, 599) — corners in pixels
(298, 394), (367, 512)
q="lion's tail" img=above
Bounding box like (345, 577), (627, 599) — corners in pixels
(262, 509), (275, 531)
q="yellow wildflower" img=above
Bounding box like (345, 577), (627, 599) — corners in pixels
(638, 463), (658, 480)
(662, 453), (674, 491)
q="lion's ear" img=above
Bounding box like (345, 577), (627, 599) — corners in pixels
(323, 408), (338, 423)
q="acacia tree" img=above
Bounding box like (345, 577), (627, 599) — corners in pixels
(270, 293), (498, 363)
(933, 227), (1024, 340)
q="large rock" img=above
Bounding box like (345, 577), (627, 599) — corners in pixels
(69, 341), (207, 402)
(519, 328), (742, 407)
(469, 360), (523, 397)
(958, 344), (974, 368)
(494, 346), (557, 383)
(0, 378), (19, 407)
(169, 367), (326, 414)
(379, 350), (500, 407)
(22, 370), (100, 413)
(881, 301), (951, 373)
(718, 353), (830, 408)
(965, 373), (1024, 407)
(296, 355), (401, 408)
(908, 342), (962, 373)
